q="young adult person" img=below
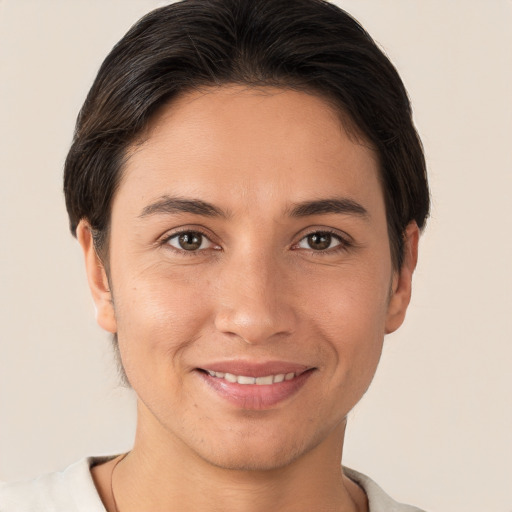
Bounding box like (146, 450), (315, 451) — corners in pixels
(0, 0), (429, 510)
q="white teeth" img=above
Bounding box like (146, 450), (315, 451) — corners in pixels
(255, 375), (274, 385)
(205, 370), (296, 385)
(237, 375), (256, 385)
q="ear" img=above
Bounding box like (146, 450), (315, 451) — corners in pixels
(76, 220), (117, 334)
(385, 221), (420, 334)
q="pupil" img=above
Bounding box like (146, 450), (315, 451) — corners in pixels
(179, 232), (202, 250)
(308, 233), (331, 250)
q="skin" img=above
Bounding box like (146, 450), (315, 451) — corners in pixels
(78, 86), (419, 512)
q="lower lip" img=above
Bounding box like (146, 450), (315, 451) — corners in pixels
(198, 370), (314, 410)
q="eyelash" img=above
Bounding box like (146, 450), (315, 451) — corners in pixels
(292, 229), (352, 255)
(161, 228), (219, 257)
(160, 228), (353, 256)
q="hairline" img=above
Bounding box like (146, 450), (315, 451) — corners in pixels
(90, 82), (392, 270)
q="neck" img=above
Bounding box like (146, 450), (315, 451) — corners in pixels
(110, 401), (366, 512)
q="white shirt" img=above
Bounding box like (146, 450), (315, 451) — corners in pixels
(0, 457), (426, 511)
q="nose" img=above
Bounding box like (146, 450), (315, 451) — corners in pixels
(213, 250), (297, 345)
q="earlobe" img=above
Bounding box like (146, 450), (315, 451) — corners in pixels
(76, 221), (117, 334)
(385, 221), (419, 334)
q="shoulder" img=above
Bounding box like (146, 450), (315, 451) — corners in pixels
(0, 457), (110, 512)
(344, 467), (427, 512)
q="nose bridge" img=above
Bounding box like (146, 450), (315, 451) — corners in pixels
(214, 244), (296, 344)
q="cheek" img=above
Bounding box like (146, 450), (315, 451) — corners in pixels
(310, 264), (390, 382)
(111, 263), (213, 378)
(308, 261), (391, 332)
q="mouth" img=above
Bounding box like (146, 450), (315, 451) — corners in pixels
(201, 369), (301, 385)
(195, 363), (315, 410)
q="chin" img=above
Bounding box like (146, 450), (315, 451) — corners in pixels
(189, 421), (329, 473)
(199, 442), (305, 472)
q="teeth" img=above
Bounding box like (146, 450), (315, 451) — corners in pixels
(205, 370), (296, 385)
(237, 375), (256, 384)
(255, 375), (274, 385)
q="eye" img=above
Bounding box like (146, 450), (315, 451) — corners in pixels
(296, 231), (343, 251)
(166, 231), (215, 251)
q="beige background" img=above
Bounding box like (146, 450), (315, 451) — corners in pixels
(1, 1), (511, 511)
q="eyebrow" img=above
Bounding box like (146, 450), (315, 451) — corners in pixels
(139, 196), (228, 218)
(288, 198), (369, 219)
(138, 195), (368, 220)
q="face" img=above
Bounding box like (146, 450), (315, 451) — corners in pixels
(79, 86), (416, 471)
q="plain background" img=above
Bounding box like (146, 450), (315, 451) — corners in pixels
(1, 1), (511, 511)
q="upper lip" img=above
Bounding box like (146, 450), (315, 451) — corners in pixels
(197, 360), (312, 377)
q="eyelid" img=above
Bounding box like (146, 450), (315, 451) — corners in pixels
(157, 225), (354, 255)
(291, 227), (354, 252)
(167, 232), (214, 250)
(296, 232), (342, 250)
(159, 226), (221, 253)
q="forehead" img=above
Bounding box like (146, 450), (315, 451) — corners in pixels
(116, 86), (383, 217)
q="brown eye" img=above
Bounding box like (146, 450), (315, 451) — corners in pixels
(307, 233), (331, 250)
(297, 231), (342, 251)
(168, 231), (208, 251)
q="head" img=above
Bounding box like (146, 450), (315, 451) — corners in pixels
(64, 0), (429, 470)
(65, 0), (428, 267)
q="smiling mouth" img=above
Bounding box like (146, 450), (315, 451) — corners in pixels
(201, 369), (299, 385)
(196, 366), (315, 409)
